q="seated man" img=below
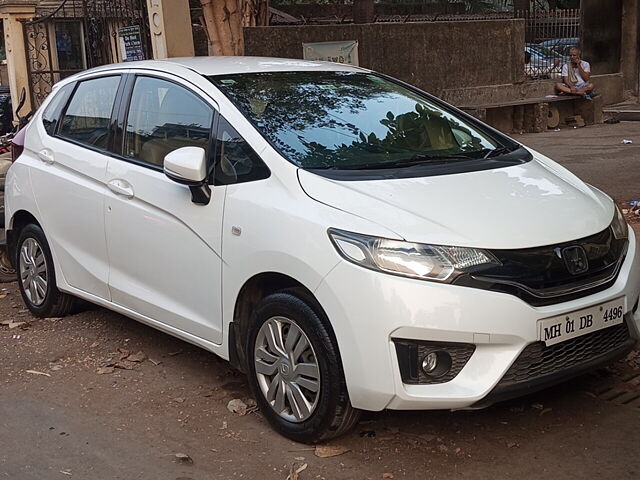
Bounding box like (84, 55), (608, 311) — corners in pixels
(555, 48), (595, 98)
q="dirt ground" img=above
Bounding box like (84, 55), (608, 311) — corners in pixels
(2, 122), (640, 480)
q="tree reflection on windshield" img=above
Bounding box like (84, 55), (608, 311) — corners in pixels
(210, 71), (495, 170)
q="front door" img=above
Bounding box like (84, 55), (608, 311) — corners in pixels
(104, 75), (224, 343)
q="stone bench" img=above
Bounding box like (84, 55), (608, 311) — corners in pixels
(458, 94), (603, 134)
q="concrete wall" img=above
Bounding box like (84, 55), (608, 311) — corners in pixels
(441, 73), (624, 107)
(244, 17), (624, 110)
(581, 0), (623, 75)
(244, 20), (525, 97)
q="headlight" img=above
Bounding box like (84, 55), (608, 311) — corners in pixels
(328, 229), (501, 282)
(612, 205), (628, 240)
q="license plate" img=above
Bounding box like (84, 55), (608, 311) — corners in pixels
(538, 297), (626, 346)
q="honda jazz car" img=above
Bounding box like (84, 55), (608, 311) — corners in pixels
(5, 57), (639, 443)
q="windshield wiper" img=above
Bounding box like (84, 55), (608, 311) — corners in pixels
(483, 146), (513, 158)
(359, 154), (479, 170)
(313, 154), (477, 171)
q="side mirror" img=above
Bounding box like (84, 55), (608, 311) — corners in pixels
(163, 146), (211, 205)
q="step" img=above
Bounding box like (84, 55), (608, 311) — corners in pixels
(603, 103), (640, 121)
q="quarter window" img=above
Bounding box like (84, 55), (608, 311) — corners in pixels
(59, 76), (120, 150)
(42, 82), (74, 135)
(124, 76), (213, 168)
(213, 117), (270, 185)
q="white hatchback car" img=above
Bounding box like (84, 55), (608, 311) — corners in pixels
(6, 57), (640, 443)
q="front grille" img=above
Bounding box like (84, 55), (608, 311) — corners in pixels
(394, 339), (475, 384)
(500, 322), (631, 386)
(453, 226), (628, 306)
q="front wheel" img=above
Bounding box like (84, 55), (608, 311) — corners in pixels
(246, 291), (360, 443)
(16, 224), (75, 317)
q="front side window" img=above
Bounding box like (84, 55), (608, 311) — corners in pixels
(210, 72), (523, 174)
(59, 76), (120, 150)
(124, 76), (213, 168)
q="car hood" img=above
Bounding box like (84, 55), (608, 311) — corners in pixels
(297, 157), (614, 249)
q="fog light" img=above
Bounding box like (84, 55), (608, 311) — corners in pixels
(394, 339), (475, 385)
(422, 352), (438, 373)
(421, 351), (452, 378)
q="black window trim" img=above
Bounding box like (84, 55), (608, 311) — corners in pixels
(54, 73), (127, 159)
(114, 72), (218, 179)
(110, 72), (136, 158)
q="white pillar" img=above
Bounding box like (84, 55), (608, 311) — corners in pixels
(146, 0), (194, 59)
(0, 1), (36, 121)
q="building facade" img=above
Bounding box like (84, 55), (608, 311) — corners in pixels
(0, 0), (194, 118)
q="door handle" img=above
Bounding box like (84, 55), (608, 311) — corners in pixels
(107, 179), (134, 199)
(38, 149), (54, 165)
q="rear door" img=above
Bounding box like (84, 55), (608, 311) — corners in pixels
(27, 74), (124, 299)
(104, 73), (225, 343)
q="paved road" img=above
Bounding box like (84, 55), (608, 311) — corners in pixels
(1, 122), (640, 479)
(519, 121), (640, 202)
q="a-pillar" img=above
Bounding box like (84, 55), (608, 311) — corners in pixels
(0, 1), (36, 122)
(146, 0), (194, 59)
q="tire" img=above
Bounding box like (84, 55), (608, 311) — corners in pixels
(0, 248), (15, 283)
(16, 224), (75, 317)
(246, 291), (360, 443)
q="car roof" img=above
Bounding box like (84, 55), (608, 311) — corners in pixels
(79, 56), (367, 77)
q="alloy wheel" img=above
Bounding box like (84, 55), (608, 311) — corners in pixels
(254, 316), (321, 422)
(19, 237), (48, 306)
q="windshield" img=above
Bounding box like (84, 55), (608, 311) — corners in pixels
(209, 71), (511, 171)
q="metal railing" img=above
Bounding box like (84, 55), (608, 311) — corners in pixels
(517, 8), (581, 80)
(22, 0), (152, 107)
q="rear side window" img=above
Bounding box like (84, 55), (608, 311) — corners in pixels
(213, 116), (270, 185)
(124, 76), (213, 168)
(59, 76), (120, 150)
(42, 83), (74, 135)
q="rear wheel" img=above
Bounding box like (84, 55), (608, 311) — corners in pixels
(246, 291), (360, 443)
(16, 224), (75, 317)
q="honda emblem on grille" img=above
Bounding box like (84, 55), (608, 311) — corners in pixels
(562, 246), (589, 275)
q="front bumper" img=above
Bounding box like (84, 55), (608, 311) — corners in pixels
(471, 319), (636, 408)
(314, 229), (640, 412)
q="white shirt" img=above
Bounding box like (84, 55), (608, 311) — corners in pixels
(561, 60), (590, 84)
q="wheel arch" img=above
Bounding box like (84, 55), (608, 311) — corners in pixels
(228, 272), (340, 374)
(6, 210), (41, 268)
